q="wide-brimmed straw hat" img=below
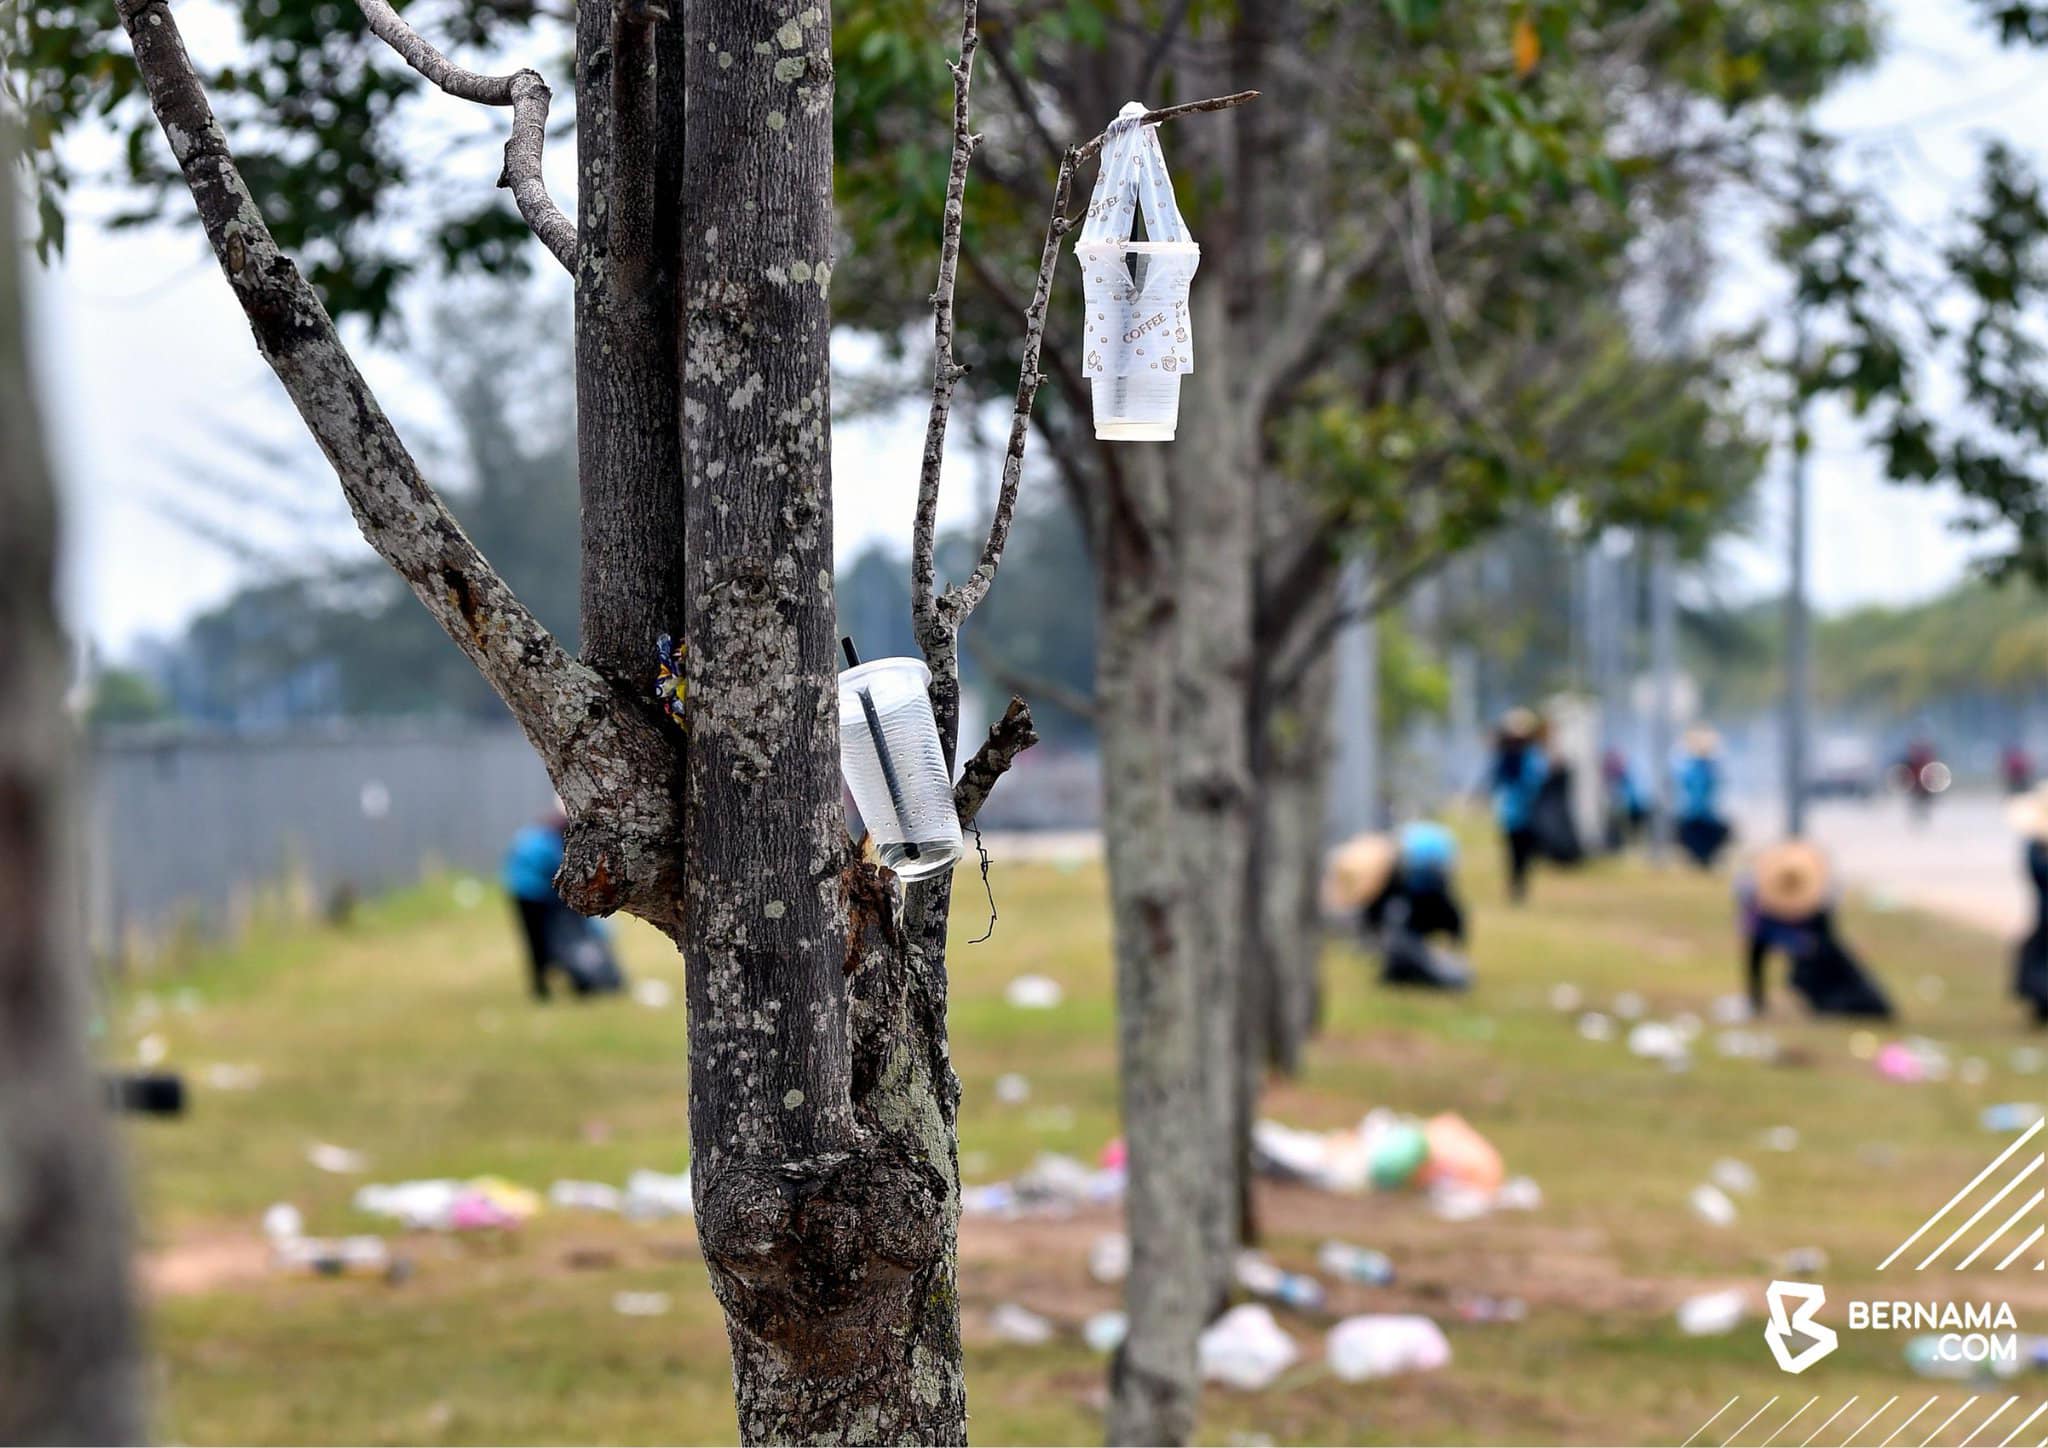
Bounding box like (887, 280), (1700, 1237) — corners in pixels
(1683, 725), (1721, 757)
(1499, 707), (1541, 742)
(1751, 839), (1831, 920)
(1321, 833), (1397, 914)
(2009, 784), (2048, 842)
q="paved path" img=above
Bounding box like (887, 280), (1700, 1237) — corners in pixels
(1731, 791), (2027, 937)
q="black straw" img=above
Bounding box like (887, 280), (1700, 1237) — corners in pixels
(840, 636), (920, 860)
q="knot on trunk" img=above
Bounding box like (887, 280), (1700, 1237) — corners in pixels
(557, 810), (682, 928)
(694, 1149), (949, 1371)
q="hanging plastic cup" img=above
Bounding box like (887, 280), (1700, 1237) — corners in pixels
(837, 656), (963, 881)
(1075, 101), (1201, 442)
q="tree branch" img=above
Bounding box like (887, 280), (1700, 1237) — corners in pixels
(353, 0), (576, 273)
(964, 633), (1097, 721)
(954, 697), (1039, 826)
(122, 0), (681, 924)
(912, 0), (982, 649)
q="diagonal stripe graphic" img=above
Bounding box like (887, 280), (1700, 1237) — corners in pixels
(1962, 1396), (2018, 1446)
(1996, 1225), (2045, 1272)
(1997, 1402), (2047, 1447)
(1805, 1399), (1861, 1448)
(1917, 1159), (2042, 1270)
(1924, 1397), (1980, 1447)
(1882, 1119), (2044, 1270)
(1879, 1398), (1942, 1448)
(1725, 1397), (1780, 1447)
(1958, 1190), (2048, 1270)
(1849, 1397), (1903, 1445)
(1683, 1398), (1742, 1448)
(1763, 1398), (1822, 1447)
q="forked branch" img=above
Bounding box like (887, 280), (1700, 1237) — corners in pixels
(353, 0), (576, 273)
(120, 0), (680, 924)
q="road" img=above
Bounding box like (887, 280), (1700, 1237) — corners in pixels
(1731, 790), (2027, 937)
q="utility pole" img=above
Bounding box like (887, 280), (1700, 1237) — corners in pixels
(1784, 323), (1813, 840)
(1648, 530), (1677, 859)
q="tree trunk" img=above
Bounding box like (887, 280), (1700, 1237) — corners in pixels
(677, 5), (966, 1441)
(1099, 445), (1207, 1448)
(0, 119), (145, 1445)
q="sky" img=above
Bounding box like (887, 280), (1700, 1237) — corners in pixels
(22, 0), (2048, 656)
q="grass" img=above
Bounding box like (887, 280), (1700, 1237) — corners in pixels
(107, 820), (2048, 1445)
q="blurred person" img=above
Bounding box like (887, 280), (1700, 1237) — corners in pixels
(1366, 821), (1471, 991)
(1737, 840), (1892, 1020)
(2006, 742), (2035, 796)
(1601, 748), (1647, 851)
(1900, 736), (1940, 824)
(504, 803), (624, 1001)
(1489, 707), (1549, 903)
(1673, 726), (1733, 870)
(2008, 786), (2048, 1026)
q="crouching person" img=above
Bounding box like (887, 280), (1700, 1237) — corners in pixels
(1366, 823), (1472, 992)
(1738, 840), (1891, 1020)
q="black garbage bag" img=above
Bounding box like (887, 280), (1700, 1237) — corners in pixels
(1676, 814), (1733, 869)
(1529, 768), (1584, 866)
(1790, 924), (1892, 1019)
(546, 908), (626, 996)
(2017, 844), (2048, 1024)
(1380, 928), (1472, 991)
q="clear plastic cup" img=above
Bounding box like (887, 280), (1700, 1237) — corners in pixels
(837, 657), (962, 881)
(1091, 372), (1184, 441)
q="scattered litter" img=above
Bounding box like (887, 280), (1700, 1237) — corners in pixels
(1234, 1251), (1325, 1311)
(994, 1072), (1031, 1105)
(2014, 1047), (2045, 1076)
(1689, 1183), (1738, 1227)
(1083, 1310), (1128, 1354)
(1760, 1125), (1800, 1153)
(1577, 1012), (1614, 1043)
(961, 1153), (1123, 1218)
(612, 1291), (671, 1317)
(550, 1180), (625, 1214)
(137, 1033), (168, 1067)
(276, 1233), (397, 1279)
(1782, 1246), (1829, 1274)
(1983, 1104), (2043, 1133)
(1099, 1139), (1127, 1169)
(1715, 1029), (1777, 1062)
(1326, 1314), (1452, 1382)
(1089, 1233), (1130, 1285)
(1453, 1293), (1526, 1323)
(562, 1245), (619, 1271)
(1317, 1241), (1395, 1287)
(354, 1176), (540, 1231)
(308, 1142), (369, 1175)
(1369, 1120), (1429, 1190)
(201, 1063), (262, 1091)
(1428, 1184), (1495, 1223)
(1549, 982), (1583, 1013)
(1495, 1176), (1543, 1211)
(1419, 1114), (1503, 1194)
(1709, 1159), (1758, 1196)
(1627, 1022), (1689, 1066)
(989, 1302), (1055, 1345)
(1677, 1289), (1746, 1336)
(623, 1169), (693, 1220)
(1200, 1304), (1299, 1391)
(1252, 1120), (1372, 1195)
(631, 979), (675, 1009)
(1612, 991), (1647, 1021)
(263, 1203), (304, 1244)
(1710, 994), (1752, 1025)
(1004, 975), (1063, 1010)
(1877, 1038), (1951, 1083)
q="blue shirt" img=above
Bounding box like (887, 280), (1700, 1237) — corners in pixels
(1492, 746), (1547, 831)
(1676, 756), (1720, 822)
(503, 824), (565, 901)
(1398, 820), (1458, 880)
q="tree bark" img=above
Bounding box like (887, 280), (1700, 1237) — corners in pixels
(0, 119), (145, 1445)
(677, 4), (966, 1441)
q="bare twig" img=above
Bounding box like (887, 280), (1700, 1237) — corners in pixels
(939, 88), (1259, 627)
(120, 0), (681, 923)
(353, 0), (576, 272)
(912, 0), (982, 648)
(955, 697), (1039, 826)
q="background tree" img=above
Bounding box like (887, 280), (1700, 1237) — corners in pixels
(0, 115), (144, 1444)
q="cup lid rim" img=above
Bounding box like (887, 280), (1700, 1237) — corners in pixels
(838, 657), (932, 691)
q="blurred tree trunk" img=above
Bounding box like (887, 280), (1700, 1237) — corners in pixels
(0, 121), (145, 1445)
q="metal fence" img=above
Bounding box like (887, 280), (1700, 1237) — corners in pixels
(83, 722), (555, 957)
